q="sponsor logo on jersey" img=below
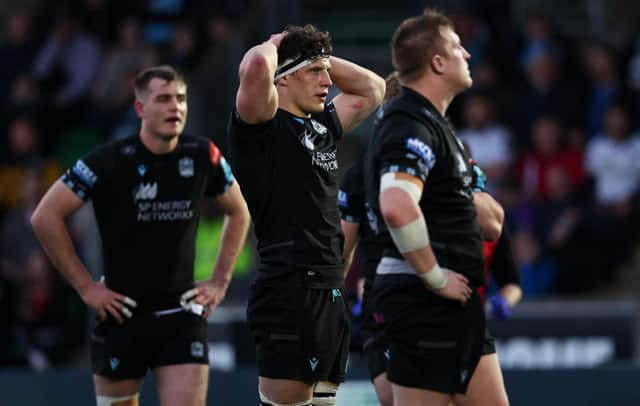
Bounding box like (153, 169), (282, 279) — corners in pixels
(405, 138), (436, 171)
(179, 157), (194, 177)
(72, 160), (98, 187)
(311, 150), (338, 171)
(310, 119), (327, 135)
(134, 182), (158, 200)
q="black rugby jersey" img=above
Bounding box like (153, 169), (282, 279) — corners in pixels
(228, 102), (344, 288)
(62, 134), (234, 309)
(338, 160), (384, 283)
(365, 87), (485, 286)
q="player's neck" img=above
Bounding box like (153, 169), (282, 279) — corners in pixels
(278, 92), (311, 118)
(139, 129), (179, 155)
(405, 79), (455, 117)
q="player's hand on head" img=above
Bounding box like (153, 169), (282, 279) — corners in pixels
(268, 31), (287, 48)
(80, 280), (137, 324)
(433, 268), (472, 304)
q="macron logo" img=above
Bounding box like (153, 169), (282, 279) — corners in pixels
(309, 357), (319, 371)
(134, 182), (158, 200)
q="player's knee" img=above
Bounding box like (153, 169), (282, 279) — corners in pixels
(259, 391), (311, 406)
(97, 393), (139, 406)
(312, 382), (338, 406)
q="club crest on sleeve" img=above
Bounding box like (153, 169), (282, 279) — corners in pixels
(179, 157), (194, 177)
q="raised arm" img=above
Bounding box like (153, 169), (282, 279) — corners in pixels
(235, 33), (285, 124)
(193, 181), (250, 318)
(31, 180), (135, 323)
(330, 56), (385, 134)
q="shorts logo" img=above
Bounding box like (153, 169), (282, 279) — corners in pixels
(191, 342), (204, 358)
(460, 369), (469, 384)
(309, 356), (319, 371)
(331, 289), (342, 302)
(137, 164), (146, 176)
(109, 357), (120, 370)
(384, 349), (390, 360)
(179, 157), (194, 177)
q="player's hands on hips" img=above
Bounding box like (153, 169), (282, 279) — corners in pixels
(186, 279), (230, 319)
(487, 294), (512, 320)
(433, 269), (472, 304)
(80, 280), (137, 324)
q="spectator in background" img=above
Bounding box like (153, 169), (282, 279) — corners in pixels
(585, 43), (621, 137)
(32, 10), (101, 132)
(585, 103), (640, 211)
(511, 49), (585, 144)
(0, 117), (63, 212)
(91, 17), (156, 135)
(459, 93), (512, 194)
(517, 116), (585, 201)
(0, 9), (37, 106)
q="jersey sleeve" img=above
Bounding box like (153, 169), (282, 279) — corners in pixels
(313, 101), (343, 142)
(205, 141), (235, 197)
(60, 145), (109, 201)
(377, 116), (439, 182)
(228, 107), (276, 139)
(338, 163), (364, 223)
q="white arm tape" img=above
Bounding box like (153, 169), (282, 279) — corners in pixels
(418, 263), (448, 289)
(380, 172), (422, 203)
(388, 215), (429, 253)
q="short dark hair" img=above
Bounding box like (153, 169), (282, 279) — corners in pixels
(384, 71), (401, 101)
(391, 9), (453, 83)
(134, 65), (186, 98)
(278, 24), (332, 65)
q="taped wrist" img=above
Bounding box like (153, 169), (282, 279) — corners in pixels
(418, 263), (447, 289)
(388, 215), (429, 253)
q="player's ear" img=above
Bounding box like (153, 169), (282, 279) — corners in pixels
(430, 54), (445, 75)
(275, 75), (289, 88)
(134, 99), (144, 118)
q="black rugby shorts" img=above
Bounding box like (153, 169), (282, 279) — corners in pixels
(374, 275), (485, 394)
(90, 310), (209, 379)
(247, 283), (350, 383)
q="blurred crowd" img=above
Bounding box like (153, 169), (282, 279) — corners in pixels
(2, 0), (640, 369)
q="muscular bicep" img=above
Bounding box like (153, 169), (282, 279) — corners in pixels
(212, 181), (249, 216)
(34, 179), (86, 222)
(236, 56), (279, 124)
(332, 92), (379, 135)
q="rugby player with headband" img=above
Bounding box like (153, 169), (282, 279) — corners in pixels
(229, 24), (385, 406)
